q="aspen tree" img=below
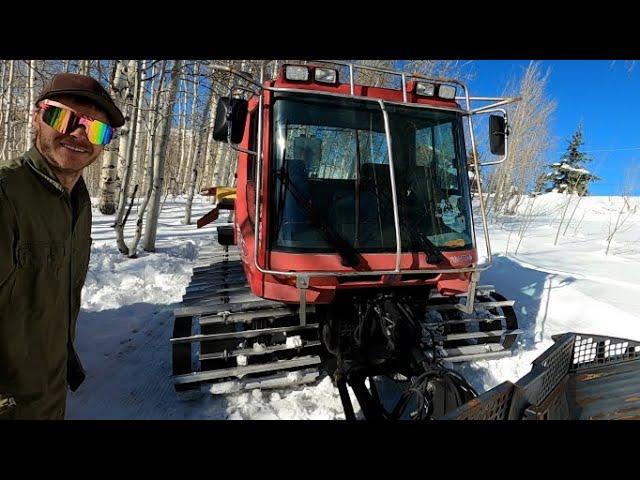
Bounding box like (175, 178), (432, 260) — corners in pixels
(140, 60), (184, 252)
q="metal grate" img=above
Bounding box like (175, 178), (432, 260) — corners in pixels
(533, 338), (574, 405)
(572, 335), (640, 371)
(446, 382), (514, 420)
(444, 333), (640, 420)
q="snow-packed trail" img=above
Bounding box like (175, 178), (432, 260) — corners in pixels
(67, 193), (640, 419)
(67, 198), (228, 419)
(68, 304), (229, 419)
(67, 197), (355, 419)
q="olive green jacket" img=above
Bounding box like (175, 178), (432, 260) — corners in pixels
(0, 147), (92, 419)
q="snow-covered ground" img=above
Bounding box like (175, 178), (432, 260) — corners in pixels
(66, 193), (640, 419)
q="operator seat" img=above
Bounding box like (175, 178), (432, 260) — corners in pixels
(278, 159), (314, 246)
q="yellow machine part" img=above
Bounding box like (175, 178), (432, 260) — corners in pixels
(213, 186), (236, 203)
(201, 186), (236, 204)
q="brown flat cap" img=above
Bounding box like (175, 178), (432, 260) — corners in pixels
(36, 73), (125, 127)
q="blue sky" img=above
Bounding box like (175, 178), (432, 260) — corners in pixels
(464, 60), (640, 196)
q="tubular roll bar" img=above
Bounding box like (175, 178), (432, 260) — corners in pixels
(208, 60), (519, 287)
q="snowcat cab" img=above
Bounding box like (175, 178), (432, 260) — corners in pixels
(171, 61), (640, 420)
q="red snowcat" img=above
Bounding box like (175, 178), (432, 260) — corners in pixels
(171, 61), (640, 420)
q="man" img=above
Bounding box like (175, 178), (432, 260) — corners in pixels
(0, 73), (124, 419)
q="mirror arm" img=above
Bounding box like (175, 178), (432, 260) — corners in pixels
(470, 97), (520, 114)
(230, 143), (258, 156)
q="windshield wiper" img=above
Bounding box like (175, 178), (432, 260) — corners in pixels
(411, 229), (445, 265)
(278, 168), (363, 268)
(366, 182), (445, 265)
(276, 129), (363, 268)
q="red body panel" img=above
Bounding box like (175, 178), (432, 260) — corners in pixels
(231, 67), (475, 304)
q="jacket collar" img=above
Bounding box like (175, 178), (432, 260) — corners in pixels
(24, 146), (90, 203)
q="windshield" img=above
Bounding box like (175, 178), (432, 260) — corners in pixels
(269, 93), (473, 254)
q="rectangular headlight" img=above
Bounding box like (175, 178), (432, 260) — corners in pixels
(438, 84), (456, 99)
(285, 65), (309, 81)
(416, 82), (435, 97)
(314, 67), (337, 84)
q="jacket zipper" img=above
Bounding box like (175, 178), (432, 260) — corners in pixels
(26, 155), (80, 398)
(65, 193), (73, 346)
(29, 159), (74, 339)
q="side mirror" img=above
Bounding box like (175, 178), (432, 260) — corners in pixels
(212, 97), (248, 144)
(489, 114), (506, 155)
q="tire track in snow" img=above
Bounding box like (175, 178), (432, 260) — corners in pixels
(67, 305), (228, 419)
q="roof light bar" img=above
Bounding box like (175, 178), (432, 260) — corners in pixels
(314, 67), (337, 84)
(285, 65), (309, 82)
(416, 82), (435, 97)
(438, 84), (456, 100)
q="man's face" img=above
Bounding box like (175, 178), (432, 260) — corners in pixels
(33, 95), (108, 176)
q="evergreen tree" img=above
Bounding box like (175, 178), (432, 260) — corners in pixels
(539, 123), (599, 195)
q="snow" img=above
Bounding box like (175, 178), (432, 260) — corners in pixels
(558, 164), (591, 175)
(236, 355), (248, 366)
(66, 193), (640, 419)
(457, 193), (640, 391)
(224, 377), (351, 420)
(285, 335), (303, 349)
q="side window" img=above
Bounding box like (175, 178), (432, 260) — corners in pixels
(247, 110), (258, 181)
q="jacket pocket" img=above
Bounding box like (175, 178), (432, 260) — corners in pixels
(16, 241), (66, 272)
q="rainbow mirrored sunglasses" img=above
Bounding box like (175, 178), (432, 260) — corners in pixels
(38, 100), (114, 145)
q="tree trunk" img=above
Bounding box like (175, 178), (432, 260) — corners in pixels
(98, 60), (127, 215)
(563, 194), (583, 236)
(180, 63), (200, 192)
(0, 62), (5, 147)
(221, 146), (237, 186)
(139, 60), (183, 253)
(554, 193), (572, 246)
(128, 59), (164, 257)
(208, 141), (225, 187)
(175, 78), (189, 194)
(211, 140), (231, 187)
(183, 75), (215, 225)
(80, 59), (90, 76)
(198, 91), (219, 191)
(25, 60), (36, 151)
(113, 61), (142, 255)
(225, 151), (238, 186)
(0, 60), (15, 160)
(133, 60), (154, 194)
(114, 60), (139, 208)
